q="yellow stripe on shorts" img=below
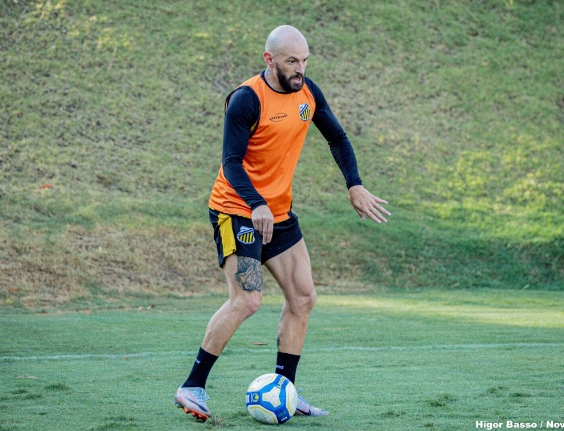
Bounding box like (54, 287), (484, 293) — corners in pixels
(218, 213), (236, 258)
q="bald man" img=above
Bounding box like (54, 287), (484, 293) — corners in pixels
(174, 25), (390, 422)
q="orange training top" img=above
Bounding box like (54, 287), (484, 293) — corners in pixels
(209, 74), (316, 223)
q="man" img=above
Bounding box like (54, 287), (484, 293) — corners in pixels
(175, 25), (390, 422)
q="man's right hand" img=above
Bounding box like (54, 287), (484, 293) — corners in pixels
(252, 205), (274, 244)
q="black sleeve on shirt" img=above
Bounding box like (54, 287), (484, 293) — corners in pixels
(221, 86), (267, 210)
(305, 77), (363, 189)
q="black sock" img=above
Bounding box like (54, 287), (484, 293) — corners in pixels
(181, 347), (219, 389)
(275, 351), (301, 384)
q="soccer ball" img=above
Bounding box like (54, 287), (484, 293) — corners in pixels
(246, 373), (298, 424)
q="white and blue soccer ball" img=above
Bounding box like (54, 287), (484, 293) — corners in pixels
(246, 373), (298, 424)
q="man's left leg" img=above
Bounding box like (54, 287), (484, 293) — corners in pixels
(265, 238), (329, 416)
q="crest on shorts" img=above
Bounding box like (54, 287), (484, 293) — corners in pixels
(299, 103), (311, 121)
(237, 226), (255, 244)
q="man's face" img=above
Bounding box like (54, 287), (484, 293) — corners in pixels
(274, 60), (306, 93)
(271, 44), (309, 93)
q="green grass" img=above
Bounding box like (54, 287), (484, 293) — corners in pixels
(1, 289), (563, 430)
(0, 0), (563, 302)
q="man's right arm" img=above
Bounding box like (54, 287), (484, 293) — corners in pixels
(222, 87), (267, 210)
(222, 87), (273, 243)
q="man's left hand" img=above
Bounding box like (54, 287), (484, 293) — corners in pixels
(348, 185), (390, 224)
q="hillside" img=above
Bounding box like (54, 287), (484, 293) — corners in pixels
(1, 0), (563, 307)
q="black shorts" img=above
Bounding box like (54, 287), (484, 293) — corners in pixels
(209, 209), (303, 267)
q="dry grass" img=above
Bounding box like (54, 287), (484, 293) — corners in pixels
(0, 224), (226, 308)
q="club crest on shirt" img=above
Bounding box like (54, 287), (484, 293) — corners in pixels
(299, 103), (311, 121)
(237, 226), (255, 244)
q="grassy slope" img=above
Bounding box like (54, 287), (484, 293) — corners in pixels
(0, 0), (563, 306)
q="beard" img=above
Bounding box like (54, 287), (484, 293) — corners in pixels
(275, 63), (304, 93)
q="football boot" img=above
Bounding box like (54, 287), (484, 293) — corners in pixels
(174, 386), (211, 422)
(295, 390), (329, 416)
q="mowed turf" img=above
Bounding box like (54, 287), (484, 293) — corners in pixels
(1, 289), (563, 431)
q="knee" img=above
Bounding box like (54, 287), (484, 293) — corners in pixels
(231, 294), (262, 319)
(246, 295), (262, 316)
(304, 288), (317, 312)
(289, 287), (317, 314)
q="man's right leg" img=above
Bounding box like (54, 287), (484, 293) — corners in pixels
(201, 254), (263, 355)
(176, 254), (263, 421)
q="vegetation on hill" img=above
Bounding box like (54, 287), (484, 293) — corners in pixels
(1, 0), (562, 306)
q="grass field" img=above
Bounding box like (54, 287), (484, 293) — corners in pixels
(1, 289), (563, 430)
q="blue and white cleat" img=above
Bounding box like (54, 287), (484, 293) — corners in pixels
(295, 390), (329, 416)
(174, 386), (211, 422)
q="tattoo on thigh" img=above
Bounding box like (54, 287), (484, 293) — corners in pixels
(235, 256), (263, 292)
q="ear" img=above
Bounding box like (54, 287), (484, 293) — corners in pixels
(263, 51), (274, 66)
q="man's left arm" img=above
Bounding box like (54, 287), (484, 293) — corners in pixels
(307, 78), (391, 224)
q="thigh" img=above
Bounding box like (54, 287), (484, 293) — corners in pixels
(224, 253), (264, 294)
(264, 239), (315, 299)
(222, 254), (264, 314)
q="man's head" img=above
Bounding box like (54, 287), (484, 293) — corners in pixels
(263, 25), (309, 93)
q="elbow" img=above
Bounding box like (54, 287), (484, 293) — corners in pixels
(327, 132), (349, 148)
